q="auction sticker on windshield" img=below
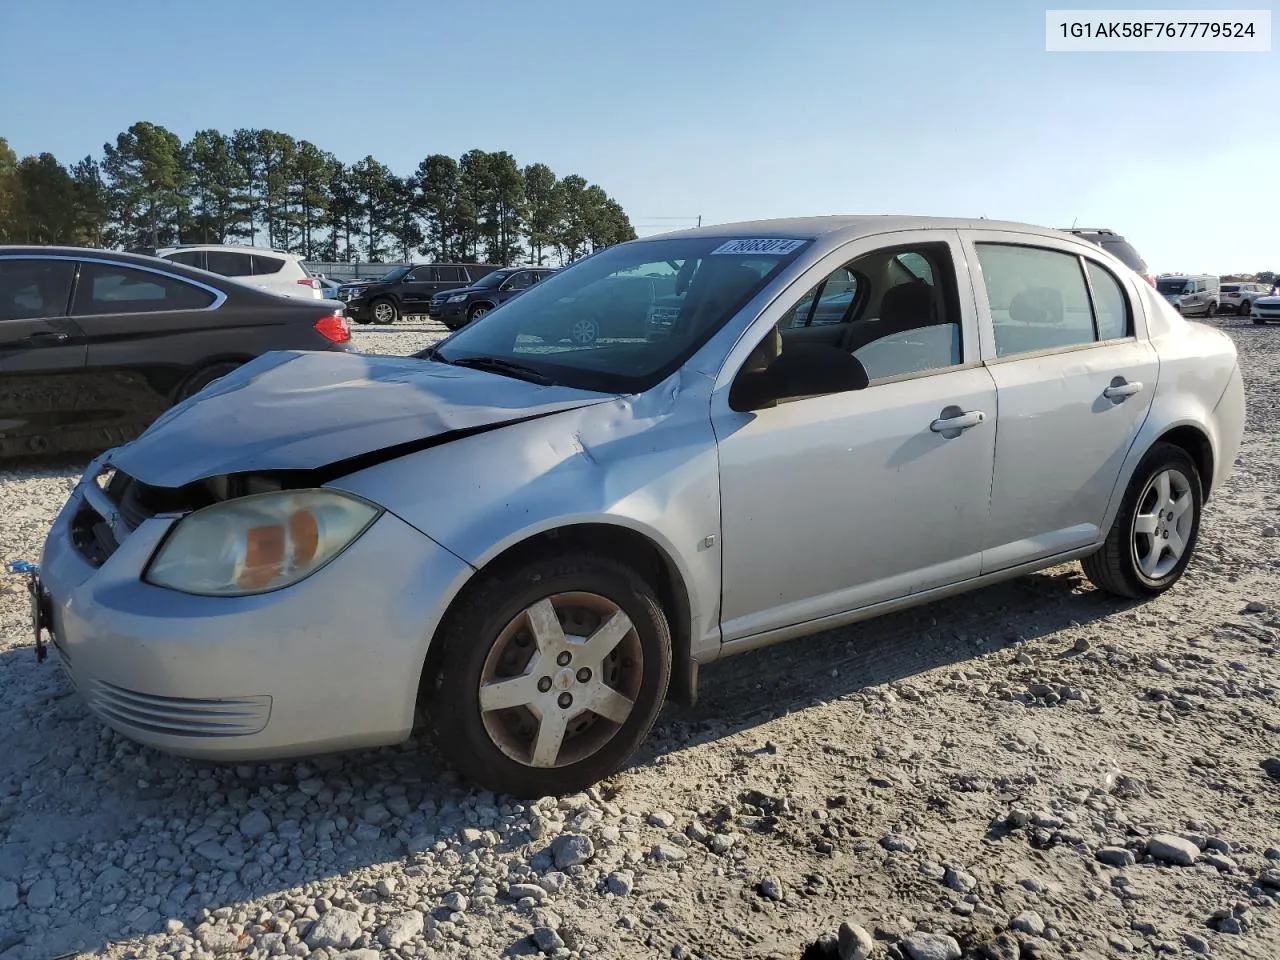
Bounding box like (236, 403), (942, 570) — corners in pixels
(710, 239), (807, 255)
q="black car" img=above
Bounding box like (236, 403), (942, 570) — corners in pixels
(1058, 227), (1155, 287)
(0, 247), (352, 459)
(431, 266), (559, 330)
(340, 262), (501, 325)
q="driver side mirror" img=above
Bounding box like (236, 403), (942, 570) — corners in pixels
(729, 343), (869, 412)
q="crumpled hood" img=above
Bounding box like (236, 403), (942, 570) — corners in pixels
(108, 350), (611, 488)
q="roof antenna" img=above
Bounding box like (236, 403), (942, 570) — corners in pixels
(1071, 216), (1078, 229)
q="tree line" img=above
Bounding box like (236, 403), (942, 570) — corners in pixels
(0, 122), (637, 266)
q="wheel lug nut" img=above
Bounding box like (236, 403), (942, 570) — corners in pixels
(576, 668), (592, 683)
(558, 693), (573, 708)
(537, 677), (552, 693)
(556, 651), (572, 666)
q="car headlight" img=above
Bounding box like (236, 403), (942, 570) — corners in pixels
(144, 490), (380, 596)
(447, 294), (468, 303)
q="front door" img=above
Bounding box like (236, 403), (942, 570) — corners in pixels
(712, 232), (998, 643)
(0, 257), (87, 458)
(399, 265), (439, 310)
(964, 232), (1160, 571)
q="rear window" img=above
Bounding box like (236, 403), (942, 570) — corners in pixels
(1157, 278), (1188, 295)
(252, 254), (287, 275)
(1221, 284), (1240, 293)
(1098, 239), (1146, 274)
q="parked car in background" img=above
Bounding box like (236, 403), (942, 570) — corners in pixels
(1219, 281), (1270, 315)
(1251, 293), (1280, 324)
(340, 263), (501, 324)
(1059, 228), (1155, 287)
(152, 245), (324, 300)
(0, 246), (351, 459)
(315, 276), (343, 299)
(1156, 275), (1219, 316)
(431, 266), (559, 330)
(28, 216), (1244, 797)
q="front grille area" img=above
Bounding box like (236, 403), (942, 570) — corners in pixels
(71, 466), (159, 567)
(87, 680), (271, 738)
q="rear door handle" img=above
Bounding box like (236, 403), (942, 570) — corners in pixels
(930, 408), (986, 434)
(23, 331), (70, 346)
(1103, 379), (1143, 401)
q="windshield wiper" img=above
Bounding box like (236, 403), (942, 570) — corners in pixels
(450, 355), (555, 385)
(416, 344), (449, 363)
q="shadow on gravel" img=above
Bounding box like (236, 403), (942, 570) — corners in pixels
(636, 564), (1139, 767)
(0, 563), (1135, 958)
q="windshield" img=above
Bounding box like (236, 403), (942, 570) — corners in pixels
(374, 265), (411, 282)
(1157, 279), (1188, 295)
(434, 236), (811, 393)
(471, 270), (513, 290)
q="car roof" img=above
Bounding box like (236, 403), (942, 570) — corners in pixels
(1, 244), (201, 266)
(636, 215), (1102, 246)
(155, 243), (302, 257)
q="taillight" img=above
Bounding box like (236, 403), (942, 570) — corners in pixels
(314, 312), (351, 343)
(298, 277), (321, 290)
(1144, 274), (1156, 287)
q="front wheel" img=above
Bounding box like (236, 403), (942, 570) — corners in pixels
(569, 317), (600, 346)
(371, 298), (399, 324)
(423, 552), (672, 797)
(1081, 442), (1202, 599)
(466, 304), (490, 325)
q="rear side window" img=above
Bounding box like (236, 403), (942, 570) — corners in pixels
(435, 265), (465, 282)
(165, 250), (206, 269)
(72, 263), (216, 315)
(1084, 261), (1131, 341)
(205, 251), (254, 277)
(977, 244), (1098, 357)
(252, 254), (286, 275)
(0, 259), (76, 321)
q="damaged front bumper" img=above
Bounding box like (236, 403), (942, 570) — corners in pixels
(36, 459), (472, 761)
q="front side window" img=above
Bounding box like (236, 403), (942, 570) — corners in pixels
(976, 244), (1099, 358)
(434, 236), (809, 393)
(501, 271), (533, 291)
(72, 263), (216, 316)
(0, 259), (76, 321)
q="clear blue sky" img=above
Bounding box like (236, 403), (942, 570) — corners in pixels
(1, 0), (1276, 272)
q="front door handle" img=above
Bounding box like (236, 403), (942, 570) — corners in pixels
(23, 331), (70, 346)
(930, 408), (986, 434)
(1103, 378), (1144, 402)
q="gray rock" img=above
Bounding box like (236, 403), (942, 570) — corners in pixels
(605, 871), (634, 896)
(944, 868), (976, 893)
(880, 833), (916, 853)
(1246, 601), (1269, 613)
(532, 926), (565, 952)
(1182, 933), (1210, 954)
(509, 882), (548, 903)
(442, 891), (468, 913)
(305, 908), (363, 949)
(333, 952), (381, 960)
(1096, 846), (1137, 867)
(759, 876), (784, 901)
(25, 878), (56, 910)
(1258, 868), (1280, 889)
(0, 881), (18, 911)
(197, 924), (248, 954)
(375, 878), (397, 898)
(550, 833), (595, 869)
(377, 912), (424, 949)
(1262, 758), (1280, 780)
(837, 921), (875, 960)
(1204, 853), (1237, 872)
(709, 834), (736, 855)
(361, 803), (390, 825)
(1108, 934), (1134, 952)
(1216, 916), (1244, 935)
(647, 811), (676, 828)
(902, 932), (962, 960)
(650, 843), (688, 862)
(1147, 833), (1199, 866)
(239, 810), (272, 839)
(353, 823), (380, 843)
(1010, 911), (1046, 936)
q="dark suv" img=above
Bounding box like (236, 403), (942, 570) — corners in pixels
(430, 266), (558, 330)
(340, 263), (501, 324)
(1058, 228), (1155, 287)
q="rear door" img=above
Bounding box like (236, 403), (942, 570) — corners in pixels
(963, 231), (1159, 571)
(0, 257), (87, 457)
(435, 264), (469, 295)
(72, 260), (224, 446)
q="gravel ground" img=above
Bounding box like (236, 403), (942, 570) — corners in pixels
(1, 316), (1278, 960)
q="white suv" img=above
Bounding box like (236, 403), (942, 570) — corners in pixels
(153, 245), (323, 299)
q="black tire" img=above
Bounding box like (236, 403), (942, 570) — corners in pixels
(1205, 301), (1216, 317)
(352, 314), (374, 325)
(1254, 318), (1266, 325)
(1239, 301), (1250, 317)
(466, 303), (491, 325)
(423, 551), (672, 797)
(371, 298), (399, 325)
(176, 362), (241, 402)
(1081, 441), (1203, 599)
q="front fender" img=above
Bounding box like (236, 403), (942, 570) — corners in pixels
(327, 372), (725, 661)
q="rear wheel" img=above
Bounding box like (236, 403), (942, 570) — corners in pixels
(1205, 301), (1216, 317)
(371, 298), (399, 324)
(1081, 442), (1202, 599)
(423, 552), (672, 797)
(176, 362), (240, 402)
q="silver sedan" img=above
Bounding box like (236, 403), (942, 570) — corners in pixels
(32, 216), (1246, 797)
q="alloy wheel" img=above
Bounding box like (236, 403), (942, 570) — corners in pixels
(477, 592), (643, 769)
(373, 301), (396, 324)
(570, 318), (600, 345)
(1131, 468), (1194, 581)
